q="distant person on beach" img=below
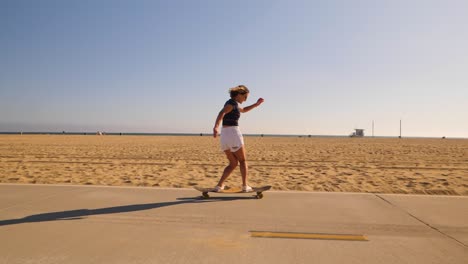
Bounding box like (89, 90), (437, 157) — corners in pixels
(212, 85), (264, 192)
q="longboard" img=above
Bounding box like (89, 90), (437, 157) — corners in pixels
(194, 185), (271, 199)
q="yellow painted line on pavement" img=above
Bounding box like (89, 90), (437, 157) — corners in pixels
(250, 231), (368, 241)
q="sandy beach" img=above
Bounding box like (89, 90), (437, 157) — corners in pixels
(0, 135), (467, 195)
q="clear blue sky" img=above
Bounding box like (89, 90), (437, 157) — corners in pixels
(1, 0), (467, 137)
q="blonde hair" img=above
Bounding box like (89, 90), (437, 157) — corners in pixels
(229, 85), (249, 98)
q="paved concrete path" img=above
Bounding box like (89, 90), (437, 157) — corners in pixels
(1, 184), (467, 264)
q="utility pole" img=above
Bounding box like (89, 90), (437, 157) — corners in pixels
(399, 119), (402, 138)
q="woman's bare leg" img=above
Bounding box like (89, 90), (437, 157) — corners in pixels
(233, 146), (248, 186)
(216, 150), (238, 187)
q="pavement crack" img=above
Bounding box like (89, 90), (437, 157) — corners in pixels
(375, 194), (467, 249)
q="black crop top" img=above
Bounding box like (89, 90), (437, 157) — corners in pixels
(222, 99), (240, 126)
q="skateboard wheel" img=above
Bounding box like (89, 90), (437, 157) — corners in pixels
(256, 192), (263, 199)
(202, 192), (210, 198)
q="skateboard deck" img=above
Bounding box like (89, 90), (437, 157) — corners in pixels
(194, 185), (271, 199)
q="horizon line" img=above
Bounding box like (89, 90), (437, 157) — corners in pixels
(0, 131), (465, 140)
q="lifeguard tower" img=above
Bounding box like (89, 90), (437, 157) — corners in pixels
(350, 129), (364, 137)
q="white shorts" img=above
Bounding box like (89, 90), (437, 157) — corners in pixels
(220, 126), (244, 152)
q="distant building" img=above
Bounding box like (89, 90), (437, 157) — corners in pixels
(350, 129), (364, 137)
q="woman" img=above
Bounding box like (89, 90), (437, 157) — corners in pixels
(212, 85), (264, 192)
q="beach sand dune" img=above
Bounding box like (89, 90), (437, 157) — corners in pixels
(1, 135), (467, 195)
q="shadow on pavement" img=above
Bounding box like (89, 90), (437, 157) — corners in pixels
(0, 195), (254, 227)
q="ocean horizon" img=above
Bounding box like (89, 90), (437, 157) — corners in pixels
(0, 131), (464, 140)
